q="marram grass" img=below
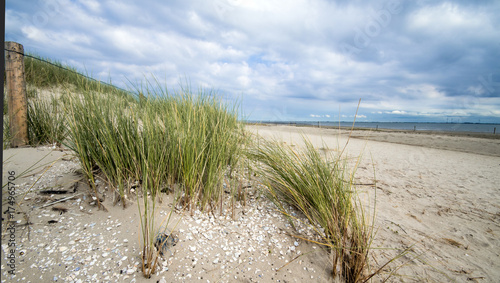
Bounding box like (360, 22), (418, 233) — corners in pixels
(63, 82), (245, 278)
(27, 92), (67, 146)
(64, 82), (245, 212)
(248, 135), (375, 282)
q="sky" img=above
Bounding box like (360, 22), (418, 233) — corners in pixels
(5, 0), (500, 123)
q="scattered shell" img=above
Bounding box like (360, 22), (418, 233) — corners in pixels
(5, 150), (321, 282)
(126, 268), (135, 275)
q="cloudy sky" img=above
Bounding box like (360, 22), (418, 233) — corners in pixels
(5, 0), (500, 122)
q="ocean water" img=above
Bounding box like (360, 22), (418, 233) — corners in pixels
(262, 121), (500, 134)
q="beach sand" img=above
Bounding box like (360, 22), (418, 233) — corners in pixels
(2, 125), (500, 282)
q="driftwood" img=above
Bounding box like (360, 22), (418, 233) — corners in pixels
(39, 193), (83, 208)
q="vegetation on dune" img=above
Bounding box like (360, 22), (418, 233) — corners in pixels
(63, 83), (245, 275)
(4, 53), (132, 148)
(63, 83), (245, 211)
(23, 53), (129, 95)
(27, 94), (67, 146)
(248, 136), (377, 282)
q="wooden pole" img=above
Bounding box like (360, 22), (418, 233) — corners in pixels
(5, 42), (29, 147)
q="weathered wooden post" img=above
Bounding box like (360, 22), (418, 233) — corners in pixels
(5, 42), (29, 147)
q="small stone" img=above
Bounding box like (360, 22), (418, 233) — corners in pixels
(59, 246), (68, 252)
(102, 252), (109, 257)
(68, 241), (75, 245)
(190, 246), (196, 252)
(294, 241), (299, 246)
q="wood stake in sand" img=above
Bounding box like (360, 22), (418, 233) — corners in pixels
(5, 41), (29, 147)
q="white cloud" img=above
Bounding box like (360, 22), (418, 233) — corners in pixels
(387, 110), (407, 115)
(21, 26), (49, 42)
(78, 0), (101, 13)
(409, 3), (491, 36)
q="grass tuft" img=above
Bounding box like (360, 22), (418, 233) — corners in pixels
(248, 135), (375, 282)
(27, 91), (67, 146)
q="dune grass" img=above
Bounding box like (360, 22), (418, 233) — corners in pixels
(3, 53), (132, 148)
(23, 53), (129, 95)
(65, 83), (243, 207)
(63, 82), (245, 277)
(27, 92), (67, 146)
(248, 135), (375, 282)
(3, 115), (11, 149)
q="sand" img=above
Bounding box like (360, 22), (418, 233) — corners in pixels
(2, 125), (500, 282)
(247, 125), (500, 282)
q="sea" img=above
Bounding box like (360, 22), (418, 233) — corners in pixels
(255, 121), (500, 134)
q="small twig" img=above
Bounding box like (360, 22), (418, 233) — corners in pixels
(39, 193), (83, 208)
(277, 251), (314, 271)
(467, 277), (485, 281)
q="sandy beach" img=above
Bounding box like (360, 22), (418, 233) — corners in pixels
(2, 125), (500, 282)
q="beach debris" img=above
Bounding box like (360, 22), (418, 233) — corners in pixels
(39, 193), (84, 208)
(154, 230), (179, 256)
(51, 205), (68, 213)
(442, 238), (463, 248)
(40, 189), (69, 194)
